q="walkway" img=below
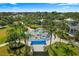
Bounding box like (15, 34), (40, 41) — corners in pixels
(0, 42), (9, 47)
(0, 40), (25, 48)
(51, 34), (79, 47)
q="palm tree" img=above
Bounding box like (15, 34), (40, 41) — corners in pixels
(18, 21), (32, 55)
(7, 21), (24, 55)
(7, 28), (17, 48)
(42, 19), (57, 48)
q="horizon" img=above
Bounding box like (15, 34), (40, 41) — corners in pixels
(0, 3), (79, 12)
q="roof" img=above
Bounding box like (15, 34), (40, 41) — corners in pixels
(64, 18), (75, 21)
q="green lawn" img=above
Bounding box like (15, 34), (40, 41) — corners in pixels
(0, 25), (22, 44)
(47, 42), (79, 56)
(0, 27), (8, 44)
(0, 45), (15, 56)
(29, 24), (42, 29)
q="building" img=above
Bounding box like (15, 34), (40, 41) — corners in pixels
(65, 18), (79, 37)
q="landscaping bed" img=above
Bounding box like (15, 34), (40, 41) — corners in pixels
(47, 42), (79, 56)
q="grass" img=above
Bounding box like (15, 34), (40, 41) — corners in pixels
(0, 25), (23, 44)
(47, 42), (79, 56)
(0, 27), (8, 44)
(29, 24), (42, 29)
(0, 44), (31, 56)
(0, 45), (15, 56)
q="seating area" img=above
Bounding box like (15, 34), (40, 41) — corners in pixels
(28, 28), (50, 41)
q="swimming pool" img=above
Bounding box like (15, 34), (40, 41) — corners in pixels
(31, 40), (46, 45)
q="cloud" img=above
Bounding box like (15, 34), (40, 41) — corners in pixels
(9, 3), (17, 5)
(58, 3), (79, 5)
(56, 5), (71, 12)
(48, 3), (79, 6)
(62, 6), (70, 9)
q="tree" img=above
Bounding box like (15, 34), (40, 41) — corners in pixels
(43, 19), (57, 48)
(0, 20), (6, 26)
(7, 28), (18, 48)
(7, 22), (24, 55)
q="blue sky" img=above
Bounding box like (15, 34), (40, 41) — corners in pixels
(0, 3), (79, 12)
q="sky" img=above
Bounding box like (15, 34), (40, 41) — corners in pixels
(0, 3), (79, 12)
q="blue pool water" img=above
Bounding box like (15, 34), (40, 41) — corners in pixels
(31, 40), (46, 45)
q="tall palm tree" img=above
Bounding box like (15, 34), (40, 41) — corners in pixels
(56, 20), (68, 41)
(43, 19), (57, 48)
(18, 21), (32, 55)
(7, 27), (18, 48)
(7, 21), (24, 55)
